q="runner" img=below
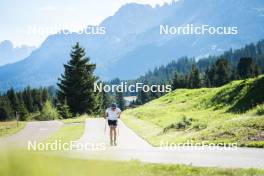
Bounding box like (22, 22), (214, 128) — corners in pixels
(105, 103), (121, 146)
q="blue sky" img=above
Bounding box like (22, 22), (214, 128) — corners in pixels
(0, 0), (172, 47)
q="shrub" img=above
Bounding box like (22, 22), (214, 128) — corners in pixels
(256, 104), (264, 115)
(163, 116), (193, 133)
(36, 101), (59, 120)
(193, 122), (207, 130)
(57, 100), (72, 119)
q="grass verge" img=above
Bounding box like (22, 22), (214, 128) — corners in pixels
(0, 121), (26, 137)
(0, 150), (264, 176)
(44, 115), (86, 145)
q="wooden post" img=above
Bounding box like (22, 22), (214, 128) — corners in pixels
(16, 111), (19, 127)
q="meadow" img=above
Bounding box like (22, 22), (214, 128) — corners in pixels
(123, 76), (264, 147)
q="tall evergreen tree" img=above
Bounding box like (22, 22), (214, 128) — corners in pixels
(172, 72), (188, 90)
(100, 82), (111, 110)
(188, 64), (201, 88)
(41, 88), (49, 103)
(31, 88), (42, 111)
(22, 86), (34, 112)
(0, 96), (13, 120)
(213, 58), (231, 87)
(57, 43), (97, 115)
(136, 89), (150, 105)
(57, 99), (72, 119)
(16, 93), (28, 121)
(6, 87), (18, 115)
(115, 88), (125, 110)
(172, 72), (181, 90)
(237, 57), (261, 79)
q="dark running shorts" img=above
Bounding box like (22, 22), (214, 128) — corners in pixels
(108, 120), (117, 127)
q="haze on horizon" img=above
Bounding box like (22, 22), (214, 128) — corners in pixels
(0, 0), (173, 47)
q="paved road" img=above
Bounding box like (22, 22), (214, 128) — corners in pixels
(0, 121), (62, 148)
(70, 118), (264, 169)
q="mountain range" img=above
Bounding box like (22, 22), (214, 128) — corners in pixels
(0, 40), (35, 66)
(0, 0), (264, 91)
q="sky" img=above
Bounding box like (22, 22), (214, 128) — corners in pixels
(0, 0), (172, 47)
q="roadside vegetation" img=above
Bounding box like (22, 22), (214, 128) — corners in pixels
(0, 121), (25, 137)
(123, 75), (264, 147)
(1, 150), (264, 176)
(44, 115), (86, 147)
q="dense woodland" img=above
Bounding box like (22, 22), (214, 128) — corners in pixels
(0, 87), (50, 121)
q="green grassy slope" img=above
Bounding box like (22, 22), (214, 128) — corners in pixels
(123, 75), (264, 147)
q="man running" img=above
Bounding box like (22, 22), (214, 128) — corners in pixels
(105, 103), (121, 146)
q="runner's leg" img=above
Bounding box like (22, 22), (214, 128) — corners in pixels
(109, 126), (113, 145)
(113, 126), (117, 145)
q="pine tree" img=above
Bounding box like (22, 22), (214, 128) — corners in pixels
(188, 64), (201, 88)
(57, 99), (72, 119)
(214, 58), (231, 87)
(57, 42), (97, 115)
(204, 67), (212, 87)
(115, 88), (125, 110)
(22, 86), (34, 112)
(16, 97), (28, 121)
(31, 88), (42, 111)
(237, 57), (261, 79)
(0, 96), (13, 120)
(136, 89), (150, 105)
(41, 88), (49, 103)
(100, 82), (111, 110)
(172, 72), (181, 90)
(6, 87), (19, 115)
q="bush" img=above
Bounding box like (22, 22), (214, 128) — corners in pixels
(193, 122), (207, 130)
(163, 116), (193, 133)
(256, 104), (264, 115)
(36, 101), (59, 120)
(57, 100), (72, 119)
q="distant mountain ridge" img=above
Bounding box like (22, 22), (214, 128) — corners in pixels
(0, 40), (35, 66)
(0, 0), (264, 91)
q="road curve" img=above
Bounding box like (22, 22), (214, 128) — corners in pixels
(0, 121), (62, 148)
(69, 118), (264, 169)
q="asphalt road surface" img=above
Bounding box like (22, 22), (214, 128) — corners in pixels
(70, 118), (264, 169)
(0, 121), (62, 148)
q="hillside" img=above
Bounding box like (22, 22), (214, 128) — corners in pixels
(1, 0), (264, 90)
(123, 75), (264, 147)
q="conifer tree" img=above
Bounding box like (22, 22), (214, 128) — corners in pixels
(214, 58), (231, 87)
(237, 57), (261, 79)
(57, 43), (97, 115)
(188, 64), (201, 88)
(0, 96), (13, 120)
(115, 88), (125, 110)
(6, 87), (18, 116)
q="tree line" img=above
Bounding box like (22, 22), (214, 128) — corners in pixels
(0, 87), (49, 121)
(134, 39), (264, 104)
